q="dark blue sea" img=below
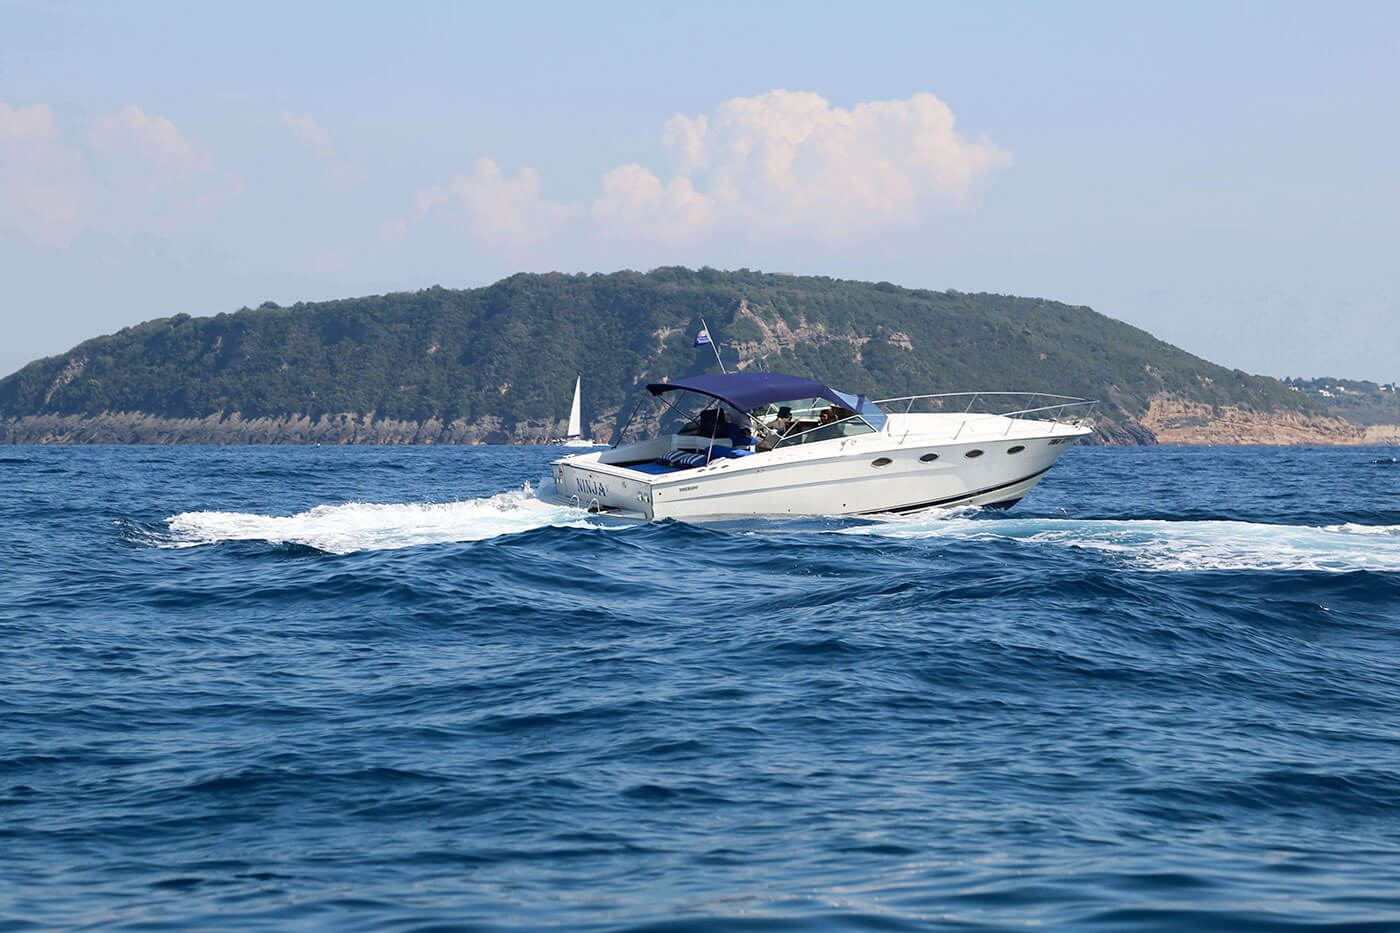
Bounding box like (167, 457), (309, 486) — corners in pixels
(4, 445), (1400, 931)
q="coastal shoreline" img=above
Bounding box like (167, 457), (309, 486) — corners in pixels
(4, 409), (1397, 447)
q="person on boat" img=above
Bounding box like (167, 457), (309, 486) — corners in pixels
(754, 405), (795, 452)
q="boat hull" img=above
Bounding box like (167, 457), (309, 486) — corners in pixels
(550, 421), (1089, 521)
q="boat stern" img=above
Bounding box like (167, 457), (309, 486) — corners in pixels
(550, 454), (655, 518)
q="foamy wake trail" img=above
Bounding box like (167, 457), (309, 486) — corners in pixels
(842, 514), (1400, 572)
(164, 486), (594, 553)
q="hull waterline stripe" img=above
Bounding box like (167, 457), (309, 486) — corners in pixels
(866, 466), (1054, 515)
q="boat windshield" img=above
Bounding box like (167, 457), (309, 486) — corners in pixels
(615, 377), (888, 449)
(751, 396), (878, 449)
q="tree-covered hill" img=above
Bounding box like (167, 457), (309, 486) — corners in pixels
(1284, 377), (1400, 426)
(0, 267), (1326, 443)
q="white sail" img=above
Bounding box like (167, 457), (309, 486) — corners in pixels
(567, 376), (583, 439)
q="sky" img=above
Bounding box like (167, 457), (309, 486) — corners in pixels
(1, 0), (1397, 381)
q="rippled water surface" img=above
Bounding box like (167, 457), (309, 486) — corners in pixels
(4, 445), (1400, 931)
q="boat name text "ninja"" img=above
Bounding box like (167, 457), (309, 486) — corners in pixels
(575, 478), (609, 497)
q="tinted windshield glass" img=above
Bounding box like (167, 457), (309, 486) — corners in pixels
(773, 415), (875, 448)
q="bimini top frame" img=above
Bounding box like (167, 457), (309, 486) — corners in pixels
(647, 373), (887, 430)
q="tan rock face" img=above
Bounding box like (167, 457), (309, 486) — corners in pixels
(1140, 394), (1368, 445)
(724, 299), (871, 367)
(1363, 424), (1400, 445)
(43, 356), (88, 405)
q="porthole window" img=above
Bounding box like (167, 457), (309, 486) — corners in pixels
(871, 457), (893, 468)
(919, 452), (939, 463)
(1007, 445), (1025, 455)
(965, 449), (984, 459)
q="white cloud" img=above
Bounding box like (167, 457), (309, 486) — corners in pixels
(638, 90), (1011, 239)
(415, 157), (579, 245)
(409, 90), (1010, 249)
(88, 104), (209, 181)
(0, 101), (60, 143)
(0, 102), (91, 246)
(662, 112), (708, 175)
(0, 101), (233, 247)
(281, 111), (335, 157)
(592, 164), (712, 240)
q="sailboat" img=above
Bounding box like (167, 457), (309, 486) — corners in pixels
(553, 375), (598, 447)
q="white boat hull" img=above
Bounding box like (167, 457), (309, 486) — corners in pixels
(550, 413), (1090, 521)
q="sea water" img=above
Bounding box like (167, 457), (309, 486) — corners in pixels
(3, 445), (1400, 930)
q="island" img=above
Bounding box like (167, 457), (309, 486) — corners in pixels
(1, 268), (1393, 446)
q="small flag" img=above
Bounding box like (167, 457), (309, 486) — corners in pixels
(693, 329), (712, 348)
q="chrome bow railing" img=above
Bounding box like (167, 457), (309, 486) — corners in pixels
(871, 392), (1098, 440)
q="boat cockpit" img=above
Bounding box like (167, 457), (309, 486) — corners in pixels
(597, 373), (888, 476)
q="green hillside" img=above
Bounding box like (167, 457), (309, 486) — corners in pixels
(1284, 377), (1400, 425)
(0, 267), (1320, 440)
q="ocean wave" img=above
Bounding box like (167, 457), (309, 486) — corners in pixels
(12, 445), (1400, 930)
(841, 514), (1400, 572)
(162, 485), (599, 553)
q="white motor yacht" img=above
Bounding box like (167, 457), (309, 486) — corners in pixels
(548, 372), (1093, 520)
(551, 375), (599, 447)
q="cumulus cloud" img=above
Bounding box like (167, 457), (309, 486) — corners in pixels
(281, 111), (336, 157)
(0, 101), (233, 246)
(0, 103), (89, 246)
(629, 90), (1011, 239)
(415, 157), (579, 245)
(593, 164), (711, 240)
(0, 101), (61, 143)
(88, 104), (209, 181)
(410, 90), (1009, 248)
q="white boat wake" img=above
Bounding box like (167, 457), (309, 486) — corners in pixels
(158, 485), (1400, 572)
(163, 486), (595, 554)
(842, 513), (1400, 572)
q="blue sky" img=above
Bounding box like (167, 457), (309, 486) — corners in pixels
(2, 0), (1396, 380)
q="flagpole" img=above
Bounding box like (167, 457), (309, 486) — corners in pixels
(699, 315), (727, 374)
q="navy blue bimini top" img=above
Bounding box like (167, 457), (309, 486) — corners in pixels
(646, 373), (886, 429)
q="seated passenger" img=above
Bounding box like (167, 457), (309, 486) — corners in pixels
(769, 405), (794, 435)
(755, 406), (795, 452)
